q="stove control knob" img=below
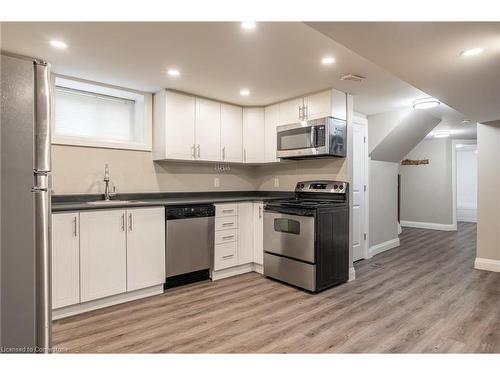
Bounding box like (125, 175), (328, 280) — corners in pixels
(333, 184), (338, 190)
(300, 184), (305, 189)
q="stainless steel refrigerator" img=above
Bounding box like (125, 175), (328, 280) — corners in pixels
(0, 52), (52, 353)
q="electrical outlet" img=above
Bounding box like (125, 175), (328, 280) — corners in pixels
(274, 177), (279, 188)
(214, 177), (220, 188)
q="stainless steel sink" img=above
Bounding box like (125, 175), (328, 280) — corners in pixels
(86, 200), (142, 205)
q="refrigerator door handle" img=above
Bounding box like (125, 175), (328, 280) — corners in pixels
(34, 61), (51, 173)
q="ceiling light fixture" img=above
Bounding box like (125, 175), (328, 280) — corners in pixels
(460, 47), (484, 57)
(412, 97), (441, 109)
(241, 21), (256, 30)
(433, 131), (450, 139)
(461, 119), (472, 125)
(240, 89), (250, 96)
(49, 40), (67, 49)
(167, 69), (180, 77)
(322, 56), (335, 65)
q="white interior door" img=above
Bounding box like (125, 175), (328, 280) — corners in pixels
(352, 122), (367, 262)
(457, 146), (477, 222)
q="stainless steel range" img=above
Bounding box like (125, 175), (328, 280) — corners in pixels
(263, 180), (349, 292)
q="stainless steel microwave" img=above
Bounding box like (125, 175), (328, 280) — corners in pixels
(276, 117), (347, 159)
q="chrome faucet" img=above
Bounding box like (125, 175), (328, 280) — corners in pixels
(103, 164), (116, 201)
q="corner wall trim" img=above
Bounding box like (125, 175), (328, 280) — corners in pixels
(474, 258), (500, 273)
(369, 238), (400, 257)
(348, 267), (356, 282)
(400, 220), (457, 231)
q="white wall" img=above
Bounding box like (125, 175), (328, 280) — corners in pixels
(369, 160), (399, 250)
(476, 121), (500, 271)
(400, 138), (454, 228)
(456, 147), (477, 223)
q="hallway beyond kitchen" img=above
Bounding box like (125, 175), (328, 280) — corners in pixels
(52, 222), (499, 353)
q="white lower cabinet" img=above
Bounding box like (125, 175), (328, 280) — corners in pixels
(252, 203), (264, 266)
(51, 212), (80, 309)
(126, 207), (166, 292)
(52, 206), (166, 316)
(213, 201), (265, 278)
(80, 210), (128, 302)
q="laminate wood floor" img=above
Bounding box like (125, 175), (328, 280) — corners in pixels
(52, 223), (500, 353)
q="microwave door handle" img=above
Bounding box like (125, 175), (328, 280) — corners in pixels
(310, 126), (316, 148)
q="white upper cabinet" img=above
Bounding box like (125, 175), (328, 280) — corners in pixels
(264, 104), (280, 163)
(52, 212), (80, 309)
(195, 98), (221, 161)
(153, 90), (196, 160)
(220, 103), (243, 162)
(277, 89), (347, 126)
(242, 108), (266, 163)
(278, 97), (303, 126)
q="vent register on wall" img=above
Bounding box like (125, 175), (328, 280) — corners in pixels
(152, 88), (347, 164)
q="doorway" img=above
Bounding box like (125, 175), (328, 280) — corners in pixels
(452, 140), (477, 227)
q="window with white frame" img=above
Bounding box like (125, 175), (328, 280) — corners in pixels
(53, 77), (151, 151)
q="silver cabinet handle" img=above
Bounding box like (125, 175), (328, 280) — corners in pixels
(128, 213), (133, 231)
(304, 105), (308, 120)
(222, 235), (235, 240)
(222, 209), (234, 213)
(121, 213), (125, 231)
(191, 144), (195, 159)
(259, 206), (262, 219)
(243, 148), (247, 162)
(298, 105), (303, 121)
(222, 146), (226, 160)
(73, 216), (78, 237)
(222, 254), (234, 259)
(222, 222), (234, 226)
(197, 144), (201, 158)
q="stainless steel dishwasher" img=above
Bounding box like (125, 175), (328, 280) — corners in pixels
(164, 204), (215, 289)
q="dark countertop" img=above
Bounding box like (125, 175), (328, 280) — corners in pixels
(51, 191), (294, 212)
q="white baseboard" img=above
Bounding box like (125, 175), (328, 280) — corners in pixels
(52, 284), (164, 320)
(457, 207), (477, 223)
(400, 220), (457, 231)
(348, 267), (356, 282)
(369, 238), (400, 257)
(474, 257), (500, 272)
(398, 223), (402, 235)
(212, 263), (256, 280)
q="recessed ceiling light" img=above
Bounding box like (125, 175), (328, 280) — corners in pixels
(412, 97), (441, 109)
(433, 131), (450, 138)
(240, 89), (250, 96)
(241, 21), (256, 30)
(167, 69), (180, 77)
(49, 40), (67, 49)
(460, 48), (484, 57)
(461, 119), (472, 125)
(322, 56), (335, 65)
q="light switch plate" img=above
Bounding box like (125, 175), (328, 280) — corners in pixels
(274, 177), (279, 188)
(214, 177), (220, 187)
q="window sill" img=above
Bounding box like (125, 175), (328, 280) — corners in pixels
(52, 136), (152, 152)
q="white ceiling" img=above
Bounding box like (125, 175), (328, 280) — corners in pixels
(0, 21), (447, 116)
(1, 21), (473, 136)
(307, 22), (500, 124)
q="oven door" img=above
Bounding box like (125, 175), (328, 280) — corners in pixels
(276, 122), (328, 158)
(263, 211), (315, 263)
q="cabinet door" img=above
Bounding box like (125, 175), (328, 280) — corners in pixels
(252, 203), (264, 265)
(305, 90), (332, 121)
(242, 108), (265, 163)
(264, 104), (280, 162)
(195, 98), (221, 161)
(52, 213), (80, 309)
(237, 202), (254, 265)
(220, 103), (243, 162)
(126, 207), (166, 291)
(330, 88), (347, 121)
(80, 210), (127, 302)
(278, 98), (303, 125)
(164, 91), (196, 160)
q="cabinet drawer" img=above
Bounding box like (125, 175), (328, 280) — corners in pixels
(215, 229), (238, 244)
(215, 216), (238, 231)
(216, 204), (238, 217)
(214, 242), (238, 271)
